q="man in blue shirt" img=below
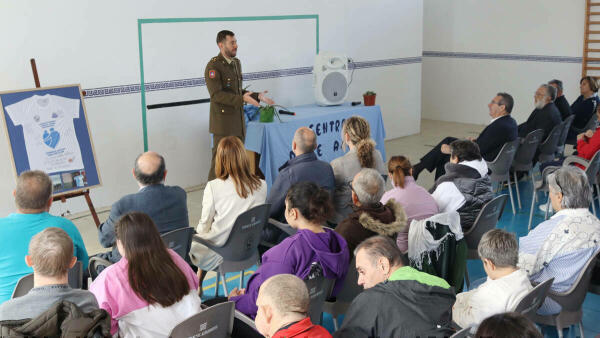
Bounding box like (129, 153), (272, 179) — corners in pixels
(0, 170), (88, 304)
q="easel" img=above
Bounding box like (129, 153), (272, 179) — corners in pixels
(30, 58), (101, 228)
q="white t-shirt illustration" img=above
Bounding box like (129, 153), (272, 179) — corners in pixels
(5, 94), (84, 173)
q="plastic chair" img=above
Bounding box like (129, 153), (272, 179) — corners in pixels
(537, 123), (564, 164)
(193, 204), (270, 297)
(567, 113), (598, 145)
(161, 227), (195, 261)
(463, 195), (508, 288)
(233, 310), (262, 338)
(514, 277), (554, 321)
(486, 140), (519, 214)
(12, 261), (84, 299)
(556, 115), (575, 157)
(304, 262), (335, 325)
(450, 326), (472, 338)
(323, 257), (362, 330)
(562, 150), (600, 217)
(528, 166), (560, 231)
(512, 129), (544, 209)
(532, 253), (599, 338)
(169, 301), (234, 338)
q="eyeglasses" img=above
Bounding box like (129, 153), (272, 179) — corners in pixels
(347, 181), (355, 192)
(489, 100), (502, 105)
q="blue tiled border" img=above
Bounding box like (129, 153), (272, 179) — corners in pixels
(422, 51), (582, 63)
(83, 57), (422, 99)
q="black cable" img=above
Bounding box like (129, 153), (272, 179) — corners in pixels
(147, 98), (210, 110)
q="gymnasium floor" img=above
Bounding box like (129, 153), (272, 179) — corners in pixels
(71, 119), (600, 337)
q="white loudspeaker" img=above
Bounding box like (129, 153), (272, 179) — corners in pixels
(313, 52), (350, 106)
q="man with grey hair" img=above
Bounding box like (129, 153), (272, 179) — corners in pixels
(334, 235), (454, 337)
(96, 151), (188, 264)
(335, 168), (407, 254)
(519, 166), (600, 315)
(549, 79), (572, 120)
(0, 227), (98, 320)
(254, 274), (331, 337)
(518, 83), (562, 140)
(263, 127), (335, 243)
(453, 229), (532, 329)
(0, 170), (88, 304)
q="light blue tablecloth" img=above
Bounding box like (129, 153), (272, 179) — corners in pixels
(245, 103), (386, 189)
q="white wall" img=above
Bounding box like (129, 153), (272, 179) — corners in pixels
(0, 0), (423, 215)
(422, 0), (585, 125)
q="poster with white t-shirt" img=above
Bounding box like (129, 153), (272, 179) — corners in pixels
(0, 85), (101, 195)
(5, 94), (84, 173)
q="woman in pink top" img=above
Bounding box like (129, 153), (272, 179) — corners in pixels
(90, 212), (201, 338)
(381, 156), (439, 252)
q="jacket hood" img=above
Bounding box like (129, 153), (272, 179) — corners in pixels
(357, 200), (408, 236)
(298, 228), (349, 281)
(459, 159), (488, 177)
(279, 152), (317, 171)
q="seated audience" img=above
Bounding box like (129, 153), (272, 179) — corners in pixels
(474, 312), (542, 338)
(452, 229), (532, 329)
(381, 156), (439, 252)
(569, 76), (600, 136)
(331, 116), (387, 224)
(90, 212), (201, 337)
(264, 127), (335, 242)
(335, 168), (407, 255)
(413, 92), (517, 180)
(0, 227), (98, 320)
(334, 236), (454, 337)
(0, 170), (88, 304)
(549, 79), (572, 120)
(518, 166), (600, 315)
(189, 136), (267, 288)
(430, 140), (494, 231)
(518, 84), (562, 140)
(97, 151), (188, 263)
(255, 274), (331, 338)
(230, 182), (349, 318)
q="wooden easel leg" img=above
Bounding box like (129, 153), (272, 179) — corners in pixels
(84, 190), (100, 228)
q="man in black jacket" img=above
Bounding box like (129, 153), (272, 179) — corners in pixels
(549, 79), (572, 120)
(413, 92), (518, 180)
(334, 236), (455, 338)
(518, 84), (562, 140)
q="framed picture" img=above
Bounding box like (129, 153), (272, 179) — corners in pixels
(0, 84), (101, 196)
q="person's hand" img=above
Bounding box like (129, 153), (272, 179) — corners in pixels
(577, 133), (585, 141)
(441, 144), (451, 154)
(228, 287), (246, 299)
(243, 91), (260, 107)
(258, 91), (275, 105)
(585, 129), (595, 138)
(467, 136), (476, 142)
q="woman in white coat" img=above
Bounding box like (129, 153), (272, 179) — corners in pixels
(189, 136), (267, 287)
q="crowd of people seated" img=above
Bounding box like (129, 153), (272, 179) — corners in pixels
(2, 77), (600, 337)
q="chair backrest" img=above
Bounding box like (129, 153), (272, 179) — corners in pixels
(514, 277), (554, 319)
(333, 257), (362, 304)
(557, 114), (575, 150)
(550, 252), (599, 312)
(12, 261), (84, 299)
(304, 262), (334, 324)
(583, 150), (600, 185)
(67, 261), (83, 289)
(216, 204), (271, 262)
(161, 227), (195, 261)
(169, 301), (235, 338)
(11, 273), (33, 299)
(487, 139), (519, 181)
(450, 326), (472, 338)
(512, 129), (544, 171)
(537, 123), (563, 163)
(464, 194), (508, 250)
(583, 112), (599, 132)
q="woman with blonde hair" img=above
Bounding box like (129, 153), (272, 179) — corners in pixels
(381, 156), (438, 252)
(189, 136), (267, 287)
(330, 116), (387, 223)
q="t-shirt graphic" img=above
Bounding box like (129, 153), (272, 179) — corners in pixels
(5, 94), (84, 173)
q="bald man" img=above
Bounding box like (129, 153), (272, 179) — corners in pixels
(255, 274), (331, 338)
(97, 152), (189, 264)
(263, 127), (335, 243)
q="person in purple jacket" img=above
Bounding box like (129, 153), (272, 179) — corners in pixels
(228, 182), (349, 318)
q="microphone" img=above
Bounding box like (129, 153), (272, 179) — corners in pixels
(279, 110), (296, 116)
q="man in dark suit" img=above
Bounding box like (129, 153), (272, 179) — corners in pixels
(413, 92), (518, 180)
(549, 79), (572, 120)
(518, 84), (562, 140)
(97, 151), (189, 263)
